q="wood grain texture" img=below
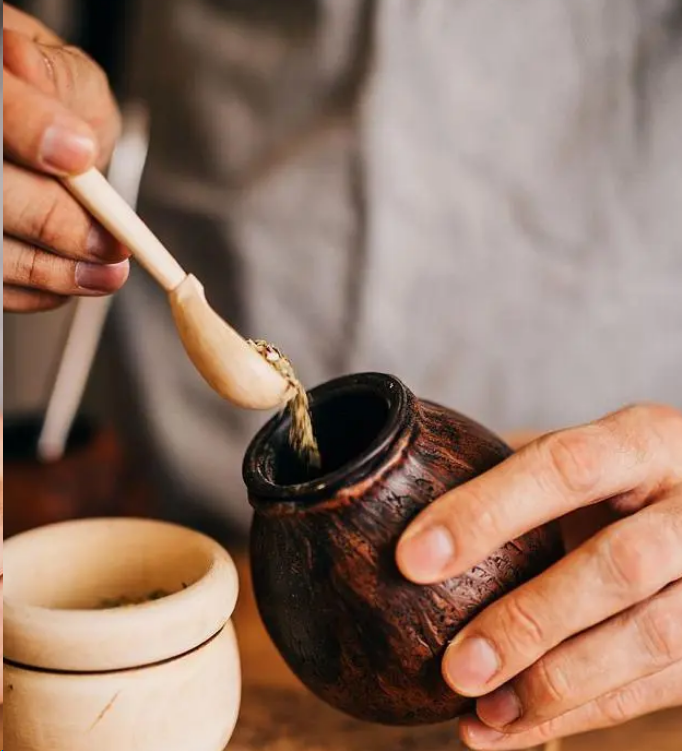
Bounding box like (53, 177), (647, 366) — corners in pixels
(245, 375), (563, 725)
(1, 551), (679, 751)
(230, 685), (472, 751)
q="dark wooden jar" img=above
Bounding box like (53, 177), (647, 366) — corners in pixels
(243, 373), (562, 726)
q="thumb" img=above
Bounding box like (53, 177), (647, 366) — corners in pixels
(3, 28), (120, 172)
(2, 63), (98, 174)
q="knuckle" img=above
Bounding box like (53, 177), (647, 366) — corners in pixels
(539, 427), (605, 496)
(26, 249), (50, 288)
(26, 249), (42, 287)
(599, 525), (656, 597)
(620, 403), (659, 424)
(530, 718), (564, 745)
(622, 402), (681, 428)
(14, 242), (68, 292)
(618, 403), (682, 459)
(13, 244), (39, 287)
(33, 189), (66, 249)
(52, 47), (79, 96)
(63, 45), (109, 96)
(595, 686), (639, 726)
(526, 655), (571, 708)
(636, 597), (682, 666)
(465, 490), (505, 542)
(499, 594), (547, 651)
(32, 186), (89, 257)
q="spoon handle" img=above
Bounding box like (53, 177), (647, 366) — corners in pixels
(64, 168), (186, 292)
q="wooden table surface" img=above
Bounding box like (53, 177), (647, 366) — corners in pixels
(5, 431), (679, 750)
(229, 554), (681, 751)
(1, 555), (679, 751)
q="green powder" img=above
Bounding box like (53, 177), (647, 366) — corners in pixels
(98, 590), (170, 609)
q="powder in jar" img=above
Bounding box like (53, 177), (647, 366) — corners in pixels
(248, 339), (321, 469)
(98, 589), (170, 609)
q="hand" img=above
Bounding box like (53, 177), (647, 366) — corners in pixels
(396, 404), (682, 749)
(3, 4), (128, 312)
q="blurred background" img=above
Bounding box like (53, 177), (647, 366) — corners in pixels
(6, 0), (682, 536)
(4, 2), (682, 749)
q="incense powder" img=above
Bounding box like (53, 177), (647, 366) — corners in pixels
(248, 339), (321, 470)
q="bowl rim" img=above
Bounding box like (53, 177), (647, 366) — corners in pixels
(3, 517), (239, 672)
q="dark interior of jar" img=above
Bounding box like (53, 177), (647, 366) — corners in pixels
(266, 388), (392, 486)
(4, 414), (95, 461)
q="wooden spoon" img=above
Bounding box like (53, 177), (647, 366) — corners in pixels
(63, 168), (293, 411)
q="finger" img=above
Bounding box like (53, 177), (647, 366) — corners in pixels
(397, 404), (682, 584)
(2, 4), (63, 44)
(3, 161), (128, 262)
(4, 29), (120, 163)
(459, 659), (682, 750)
(3, 236), (130, 295)
(441, 491), (682, 697)
(3, 65), (97, 174)
(3, 284), (67, 313)
(477, 577), (682, 732)
(503, 431), (542, 450)
(3, 4), (62, 43)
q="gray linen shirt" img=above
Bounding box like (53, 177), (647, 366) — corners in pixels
(61, 1), (682, 533)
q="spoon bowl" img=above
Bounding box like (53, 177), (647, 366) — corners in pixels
(65, 169), (292, 411)
(169, 275), (294, 410)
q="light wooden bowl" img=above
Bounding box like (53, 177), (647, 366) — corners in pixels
(3, 518), (241, 751)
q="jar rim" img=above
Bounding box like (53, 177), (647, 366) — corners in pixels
(3, 518), (239, 672)
(242, 372), (416, 509)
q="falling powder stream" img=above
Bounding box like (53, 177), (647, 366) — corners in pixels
(248, 340), (321, 470)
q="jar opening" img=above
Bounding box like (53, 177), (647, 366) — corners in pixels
(274, 388), (391, 485)
(243, 373), (415, 502)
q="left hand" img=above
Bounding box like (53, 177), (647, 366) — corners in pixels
(396, 403), (682, 749)
(3, 4), (127, 312)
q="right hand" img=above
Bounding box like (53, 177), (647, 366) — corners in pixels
(3, 4), (129, 313)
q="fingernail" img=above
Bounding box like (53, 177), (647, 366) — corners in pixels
(477, 686), (522, 728)
(76, 259), (129, 292)
(464, 722), (505, 747)
(40, 121), (96, 173)
(444, 637), (500, 693)
(398, 525), (455, 582)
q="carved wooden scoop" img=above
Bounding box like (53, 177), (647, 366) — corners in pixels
(64, 169), (293, 411)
